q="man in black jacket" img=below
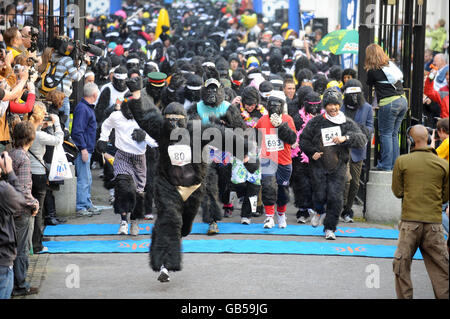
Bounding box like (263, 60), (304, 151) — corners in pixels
(0, 152), (27, 299)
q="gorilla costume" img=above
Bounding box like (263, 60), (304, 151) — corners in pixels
(290, 92), (324, 223)
(187, 67), (247, 234)
(299, 88), (367, 236)
(127, 77), (249, 282)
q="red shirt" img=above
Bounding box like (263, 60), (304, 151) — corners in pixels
(255, 114), (296, 165)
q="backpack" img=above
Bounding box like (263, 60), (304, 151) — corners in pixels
(39, 59), (68, 96)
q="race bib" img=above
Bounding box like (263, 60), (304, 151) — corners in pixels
(168, 144), (192, 166)
(321, 126), (342, 147)
(265, 134), (284, 152)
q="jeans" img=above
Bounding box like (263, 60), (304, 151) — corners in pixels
(377, 97), (408, 171)
(75, 152), (93, 211)
(13, 214), (31, 292)
(61, 97), (71, 130)
(0, 265), (13, 299)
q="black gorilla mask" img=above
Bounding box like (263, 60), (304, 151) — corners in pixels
(304, 101), (322, 116)
(113, 77), (128, 92)
(344, 93), (362, 110)
(267, 98), (284, 116)
(185, 89), (201, 102)
(97, 60), (110, 77)
(146, 84), (163, 101)
(201, 84), (225, 107)
(163, 102), (188, 130)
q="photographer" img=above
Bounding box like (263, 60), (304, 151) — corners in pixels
(20, 26), (41, 65)
(39, 36), (90, 129)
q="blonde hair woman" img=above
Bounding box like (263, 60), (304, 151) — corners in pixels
(27, 101), (64, 253)
(365, 43), (408, 171)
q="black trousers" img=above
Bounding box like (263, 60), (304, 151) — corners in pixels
(290, 158), (314, 217)
(311, 164), (347, 232)
(230, 182), (261, 218)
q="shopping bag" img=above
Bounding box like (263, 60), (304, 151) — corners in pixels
(48, 143), (73, 181)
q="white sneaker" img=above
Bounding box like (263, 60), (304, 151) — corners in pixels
(241, 217), (251, 225)
(118, 221), (128, 235)
(310, 212), (321, 227)
(297, 216), (307, 224)
(263, 217), (275, 229)
(343, 215), (354, 223)
(144, 214), (154, 220)
(325, 229), (336, 240)
(158, 266), (170, 282)
(130, 220), (139, 236)
(277, 213), (287, 228)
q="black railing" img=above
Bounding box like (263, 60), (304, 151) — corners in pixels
(357, 0), (427, 218)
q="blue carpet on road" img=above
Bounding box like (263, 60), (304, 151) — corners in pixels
(44, 223), (400, 239)
(42, 238), (423, 260)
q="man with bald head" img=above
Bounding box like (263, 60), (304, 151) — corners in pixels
(432, 54), (449, 92)
(391, 125), (449, 299)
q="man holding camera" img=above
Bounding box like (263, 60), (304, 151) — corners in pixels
(44, 36), (90, 129)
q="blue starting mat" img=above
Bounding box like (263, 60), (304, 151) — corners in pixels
(44, 223), (400, 240)
(42, 238), (423, 260)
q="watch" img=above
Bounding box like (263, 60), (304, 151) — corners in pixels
(345, 135), (350, 141)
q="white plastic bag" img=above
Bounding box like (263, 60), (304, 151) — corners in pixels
(48, 143), (73, 181)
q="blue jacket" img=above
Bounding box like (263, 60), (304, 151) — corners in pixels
(71, 98), (97, 154)
(342, 102), (374, 162)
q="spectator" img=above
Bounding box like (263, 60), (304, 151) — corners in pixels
(431, 53), (449, 92)
(424, 67), (449, 119)
(3, 27), (24, 59)
(433, 118), (449, 235)
(27, 102), (64, 253)
(71, 82), (100, 217)
(392, 125), (449, 299)
(0, 151), (27, 299)
(424, 49), (434, 72)
(9, 121), (39, 297)
(365, 43), (408, 171)
(40, 36), (90, 129)
(426, 19), (447, 55)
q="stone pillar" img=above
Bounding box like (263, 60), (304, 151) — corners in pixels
(365, 171), (402, 223)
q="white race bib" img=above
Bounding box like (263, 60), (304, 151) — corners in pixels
(321, 126), (342, 147)
(265, 134), (284, 152)
(168, 145), (192, 166)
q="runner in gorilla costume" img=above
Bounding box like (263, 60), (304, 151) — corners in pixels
(127, 76), (251, 282)
(290, 92), (324, 224)
(187, 66), (248, 235)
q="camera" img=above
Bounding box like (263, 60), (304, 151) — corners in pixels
(29, 26), (39, 53)
(13, 64), (25, 74)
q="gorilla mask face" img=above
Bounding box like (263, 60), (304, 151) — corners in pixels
(267, 97), (284, 116)
(163, 102), (188, 130)
(344, 86), (363, 110)
(186, 89), (201, 102)
(201, 79), (223, 106)
(97, 59), (110, 77)
(304, 100), (322, 116)
(113, 73), (128, 92)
